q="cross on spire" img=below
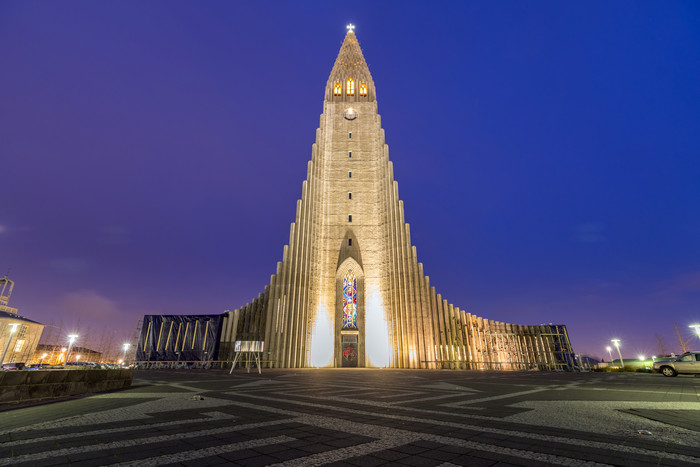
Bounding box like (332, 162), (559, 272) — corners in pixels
(346, 24), (355, 34)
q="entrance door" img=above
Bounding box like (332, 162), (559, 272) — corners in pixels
(342, 334), (358, 367)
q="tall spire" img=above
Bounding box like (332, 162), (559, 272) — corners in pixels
(326, 26), (375, 102)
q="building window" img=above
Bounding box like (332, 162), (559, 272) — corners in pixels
(349, 132), (352, 139)
(18, 325), (27, 338)
(342, 271), (358, 330)
(348, 238), (352, 246)
(348, 215), (352, 222)
(346, 78), (355, 95)
(13, 339), (24, 352)
(348, 192), (352, 199)
(334, 82), (342, 96)
(348, 171), (352, 178)
(348, 151), (352, 158)
(359, 83), (368, 96)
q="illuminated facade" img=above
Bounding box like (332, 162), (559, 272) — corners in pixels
(219, 29), (574, 369)
(0, 275), (45, 364)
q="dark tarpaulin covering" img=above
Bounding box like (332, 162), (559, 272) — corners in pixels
(136, 314), (224, 361)
(548, 324), (576, 370)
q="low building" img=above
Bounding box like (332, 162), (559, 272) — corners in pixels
(1, 275), (45, 364)
(136, 314), (224, 362)
(31, 344), (102, 365)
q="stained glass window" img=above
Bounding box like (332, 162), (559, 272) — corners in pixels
(334, 82), (342, 96)
(342, 271), (358, 329)
(346, 78), (355, 95)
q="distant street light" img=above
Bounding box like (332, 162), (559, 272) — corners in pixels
(122, 343), (131, 365)
(65, 335), (78, 364)
(611, 339), (624, 369)
(606, 346), (613, 365)
(1, 323), (20, 364)
(638, 355), (645, 361)
(40, 353), (48, 364)
(690, 324), (700, 342)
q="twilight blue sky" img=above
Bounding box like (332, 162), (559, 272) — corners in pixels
(2, 1), (700, 359)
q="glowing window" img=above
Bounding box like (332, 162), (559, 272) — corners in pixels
(13, 339), (24, 352)
(346, 78), (355, 95)
(342, 271), (358, 329)
(334, 82), (342, 96)
(359, 83), (368, 96)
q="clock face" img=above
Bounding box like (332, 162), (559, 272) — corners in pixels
(344, 108), (357, 120)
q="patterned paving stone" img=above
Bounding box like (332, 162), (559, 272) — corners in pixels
(1, 369), (699, 466)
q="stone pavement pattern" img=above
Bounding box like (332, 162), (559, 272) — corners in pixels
(0, 369), (699, 466)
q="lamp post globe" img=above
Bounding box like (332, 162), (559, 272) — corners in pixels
(605, 346), (613, 366)
(611, 339), (624, 369)
(122, 343), (131, 366)
(690, 324), (700, 341)
(65, 335), (78, 365)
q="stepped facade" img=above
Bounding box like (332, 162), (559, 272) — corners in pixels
(216, 28), (574, 370)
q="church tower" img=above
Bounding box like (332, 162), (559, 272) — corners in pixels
(218, 27), (575, 370)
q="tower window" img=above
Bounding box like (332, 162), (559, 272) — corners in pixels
(348, 171), (352, 178)
(348, 238), (352, 246)
(333, 82), (342, 96)
(349, 132), (352, 139)
(348, 215), (352, 222)
(360, 83), (368, 96)
(348, 151), (352, 158)
(348, 192), (352, 199)
(346, 78), (355, 96)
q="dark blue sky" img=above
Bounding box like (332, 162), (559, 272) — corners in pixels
(2, 1), (699, 359)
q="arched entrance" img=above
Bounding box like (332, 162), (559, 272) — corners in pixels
(335, 257), (364, 367)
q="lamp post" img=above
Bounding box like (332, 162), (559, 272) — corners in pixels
(1, 323), (19, 365)
(65, 335), (78, 364)
(606, 346), (613, 366)
(122, 343), (130, 366)
(611, 339), (624, 369)
(690, 324), (700, 343)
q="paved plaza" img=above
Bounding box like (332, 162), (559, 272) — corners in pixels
(1, 369), (699, 466)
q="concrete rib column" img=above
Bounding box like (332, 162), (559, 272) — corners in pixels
(431, 289), (444, 367)
(273, 244), (290, 367)
(287, 203), (304, 367)
(457, 308), (468, 370)
(263, 273), (278, 366)
(418, 267), (436, 369)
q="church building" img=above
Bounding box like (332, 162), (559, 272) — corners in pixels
(138, 27), (574, 370)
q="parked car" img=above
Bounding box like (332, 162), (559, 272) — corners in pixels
(1, 362), (26, 370)
(652, 351), (700, 376)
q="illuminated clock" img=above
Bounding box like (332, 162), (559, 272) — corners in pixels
(344, 108), (357, 120)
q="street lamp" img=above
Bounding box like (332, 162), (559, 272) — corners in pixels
(65, 334), (78, 364)
(690, 324), (700, 342)
(1, 323), (19, 365)
(122, 343), (131, 366)
(606, 346), (613, 365)
(611, 339), (624, 369)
